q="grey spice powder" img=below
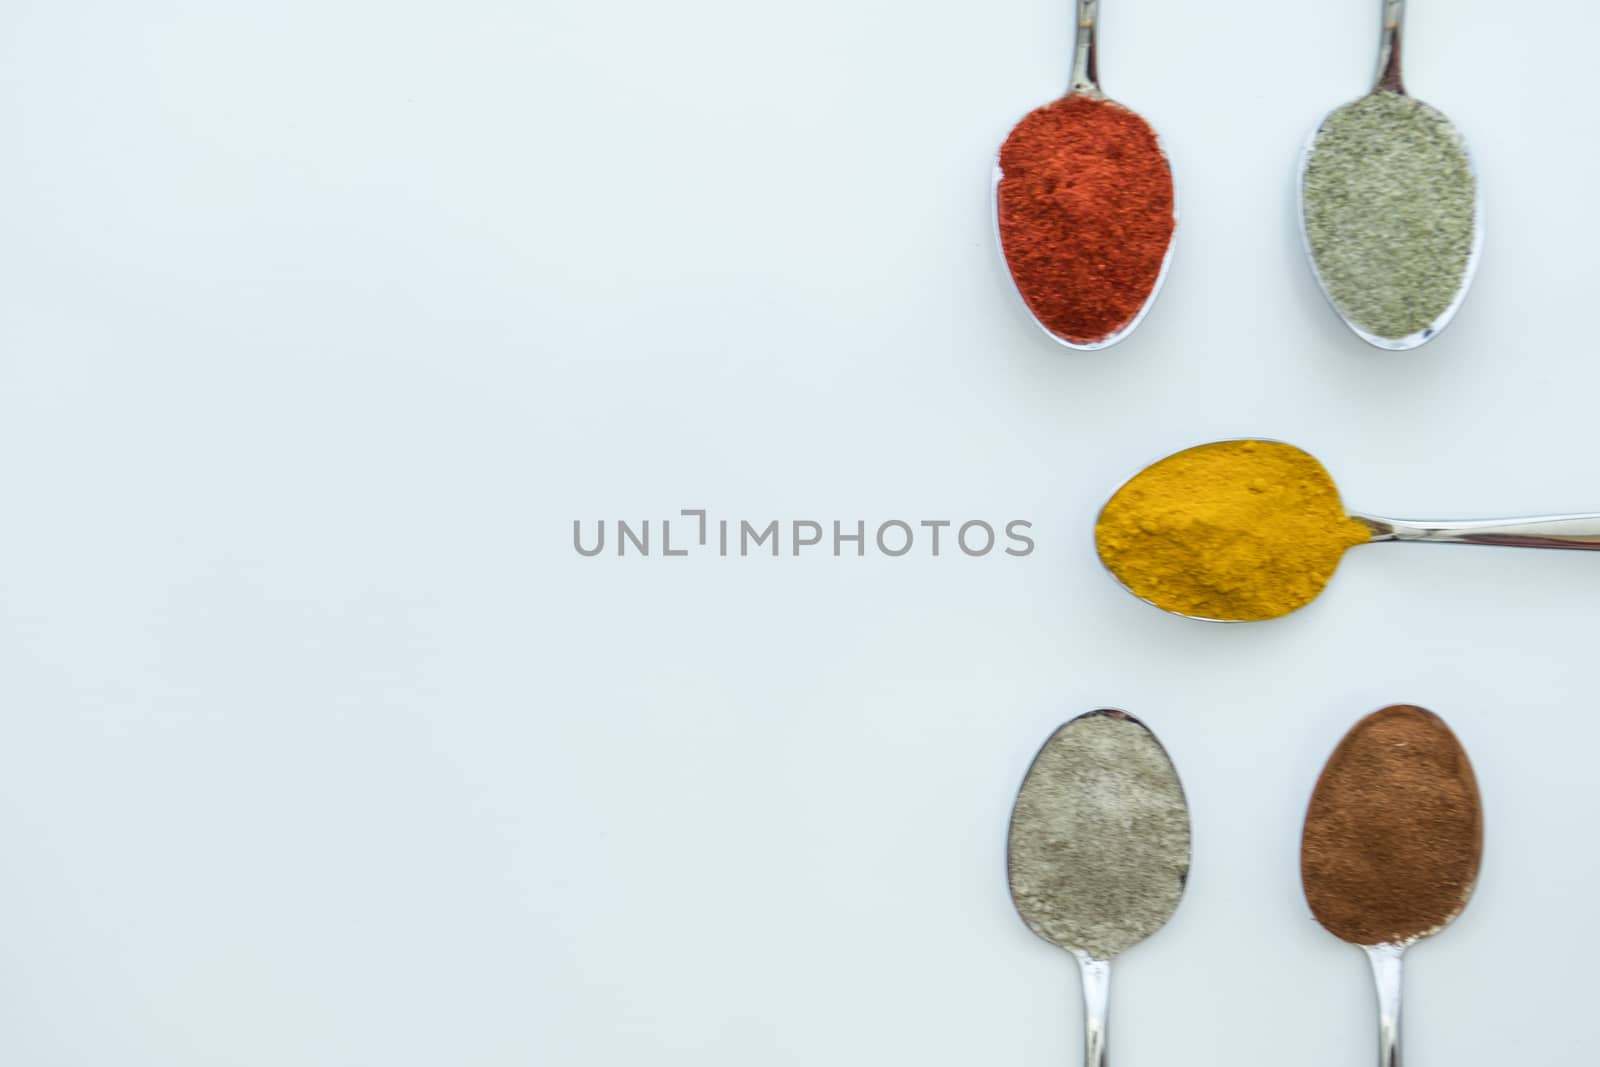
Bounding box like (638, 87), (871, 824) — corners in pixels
(1302, 91), (1476, 341)
(1007, 712), (1191, 962)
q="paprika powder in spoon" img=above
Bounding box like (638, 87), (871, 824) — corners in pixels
(995, 0), (1176, 349)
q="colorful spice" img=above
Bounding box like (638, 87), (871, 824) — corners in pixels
(1301, 91), (1477, 342)
(1007, 710), (1191, 962)
(1301, 705), (1483, 946)
(997, 94), (1175, 346)
(1095, 440), (1371, 621)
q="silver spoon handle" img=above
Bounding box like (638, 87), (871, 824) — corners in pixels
(1365, 944), (1405, 1067)
(1375, 0), (1406, 93)
(1069, 0), (1101, 96)
(1074, 953), (1111, 1067)
(1356, 513), (1600, 549)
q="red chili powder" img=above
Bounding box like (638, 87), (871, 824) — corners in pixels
(997, 94), (1175, 345)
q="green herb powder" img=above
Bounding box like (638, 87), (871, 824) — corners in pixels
(1301, 91), (1476, 341)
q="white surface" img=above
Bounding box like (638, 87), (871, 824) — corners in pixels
(1, 1), (1597, 1064)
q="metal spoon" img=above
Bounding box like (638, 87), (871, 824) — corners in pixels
(1297, 0), (1482, 349)
(1097, 438), (1600, 622)
(1007, 710), (1191, 1067)
(993, 0), (1177, 350)
(1301, 705), (1483, 1067)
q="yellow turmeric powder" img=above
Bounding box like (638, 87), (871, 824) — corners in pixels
(1095, 440), (1372, 621)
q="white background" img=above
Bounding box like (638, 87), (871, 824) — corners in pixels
(2, 0), (1597, 1063)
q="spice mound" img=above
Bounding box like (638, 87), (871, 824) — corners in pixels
(1095, 440), (1371, 621)
(1302, 91), (1476, 342)
(997, 94), (1175, 346)
(1301, 705), (1483, 946)
(1007, 711), (1191, 962)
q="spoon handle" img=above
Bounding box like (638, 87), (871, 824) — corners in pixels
(1073, 953), (1111, 1067)
(1069, 0), (1102, 97)
(1356, 513), (1600, 549)
(1375, 0), (1406, 94)
(1364, 943), (1405, 1067)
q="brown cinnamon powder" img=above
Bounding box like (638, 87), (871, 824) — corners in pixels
(1300, 705), (1483, 946)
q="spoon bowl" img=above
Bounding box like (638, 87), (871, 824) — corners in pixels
(1095, 438), (1369, 622)
(991, 155), (1177, 351)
